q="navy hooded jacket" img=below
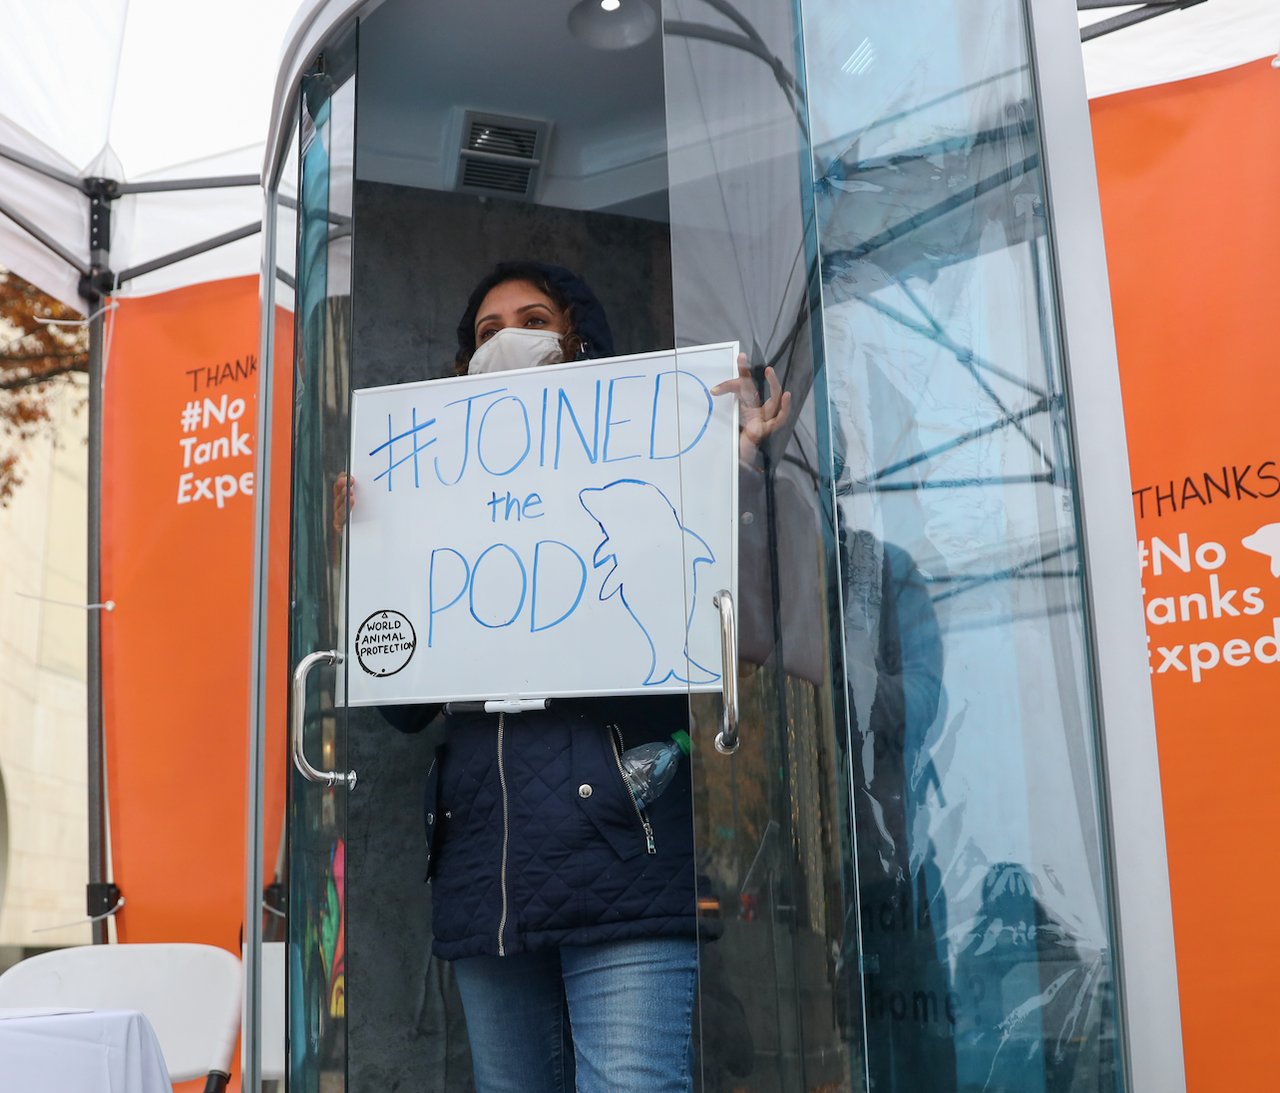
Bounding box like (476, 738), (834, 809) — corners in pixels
(385, 262), (698, 959)
(385, 695), (697, 960)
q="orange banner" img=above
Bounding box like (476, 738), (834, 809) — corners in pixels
(1092, 58), (1280, 1090)
(100, 276), (291, 964)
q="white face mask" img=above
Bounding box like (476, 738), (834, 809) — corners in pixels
(468, 327), (564, 375)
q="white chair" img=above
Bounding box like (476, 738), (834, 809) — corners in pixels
(0, 942), (242, 1092)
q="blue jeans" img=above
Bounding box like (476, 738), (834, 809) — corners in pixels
(452, 937), (698, 1093)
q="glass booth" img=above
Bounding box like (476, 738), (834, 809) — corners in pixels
(246, 1), (1182, 1091)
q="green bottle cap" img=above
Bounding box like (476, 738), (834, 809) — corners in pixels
(671, 730), (692, 756)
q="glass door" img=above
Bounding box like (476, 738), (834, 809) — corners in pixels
(662, 1), (1129, 1090)
(286, 26), (358, 1093)
(661, 3), (857, 1086)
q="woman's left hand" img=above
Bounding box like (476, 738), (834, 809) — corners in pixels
(713, 354), (792, 467)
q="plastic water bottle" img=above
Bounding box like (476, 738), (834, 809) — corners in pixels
(621, 731), (692, 806)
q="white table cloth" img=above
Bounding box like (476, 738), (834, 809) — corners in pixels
(0, 1007), (171, 1093)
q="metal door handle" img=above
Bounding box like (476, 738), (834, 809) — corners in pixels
(712, 590), (739, 754)
(291, 650), (357, 789)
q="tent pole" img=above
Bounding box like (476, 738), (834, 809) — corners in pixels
(116, 174), (259, 195)
(86, 303), (109, 945)
(84, 179), (116, 945)
(0, 141), (86, 190)
(115, 222), (262, 284)
(0, 195), (91, 275)
(242, 185), (279, 1093)
(1080, 0), (1208, 42)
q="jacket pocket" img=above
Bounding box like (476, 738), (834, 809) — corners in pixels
(573, 725), (651, 861)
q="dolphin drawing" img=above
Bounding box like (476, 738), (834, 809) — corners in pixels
(578, 479), (721, 687)
(1242, 522), (1280, 577)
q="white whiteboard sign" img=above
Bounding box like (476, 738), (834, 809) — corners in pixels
(345, 343), (739, 706)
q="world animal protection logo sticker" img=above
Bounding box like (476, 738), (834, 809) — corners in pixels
(1139, 521), (1280, 686)
(342, 345), (739, 706)
(354, 610), (417, 678)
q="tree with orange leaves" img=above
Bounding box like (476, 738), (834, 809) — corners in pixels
(0, 268), (87, 504)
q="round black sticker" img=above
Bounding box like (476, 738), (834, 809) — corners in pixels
(354, 610), (417, 677)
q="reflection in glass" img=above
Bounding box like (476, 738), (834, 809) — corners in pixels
(809, 2), (1125, 1091)
(663, 0), (1125, 1090)
(662, 0), (856, 1087)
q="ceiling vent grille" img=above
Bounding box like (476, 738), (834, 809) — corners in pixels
(453, 111), (549, 201)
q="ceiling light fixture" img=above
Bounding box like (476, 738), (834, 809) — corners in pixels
(567, 0), (657, 51)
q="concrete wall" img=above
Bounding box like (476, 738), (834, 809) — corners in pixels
(0, 375), (90, 952)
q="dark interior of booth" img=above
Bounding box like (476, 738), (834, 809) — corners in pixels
(328, 0), (873, 1088)
(343, 1), (678, 1089)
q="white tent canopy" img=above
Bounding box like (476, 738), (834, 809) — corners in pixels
(0, 2), (1275, 1090)
(0, 0), (298, 305)
(1078, 0), (1279, 97)
(0, 0), (1276, 307)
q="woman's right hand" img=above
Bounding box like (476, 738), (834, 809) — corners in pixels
(333, 472), (356, 532)
(712, 357), (792, 468)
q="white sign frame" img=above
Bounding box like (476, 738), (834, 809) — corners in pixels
(344, 343), (740, 706)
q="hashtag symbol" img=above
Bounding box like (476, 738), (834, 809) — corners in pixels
(1136, 540), (1149, 572)
(180, 400), (202, 433)
(369, 408), (437, 491)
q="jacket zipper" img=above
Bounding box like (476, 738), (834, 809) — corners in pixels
(423, 757), (439, 883)
(496, 712), (511, 955)
(610, 724), (656, 855)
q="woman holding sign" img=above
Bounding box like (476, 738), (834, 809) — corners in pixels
(340, 261), (788, 1093)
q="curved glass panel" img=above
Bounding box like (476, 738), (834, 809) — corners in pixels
(659, 3), (850, 1086)
(661, 0), (1127, 1090)
(807, 4), (1126, 1088)
(276, 3), (1131, 1092)
(245, 124), (300, 1093)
